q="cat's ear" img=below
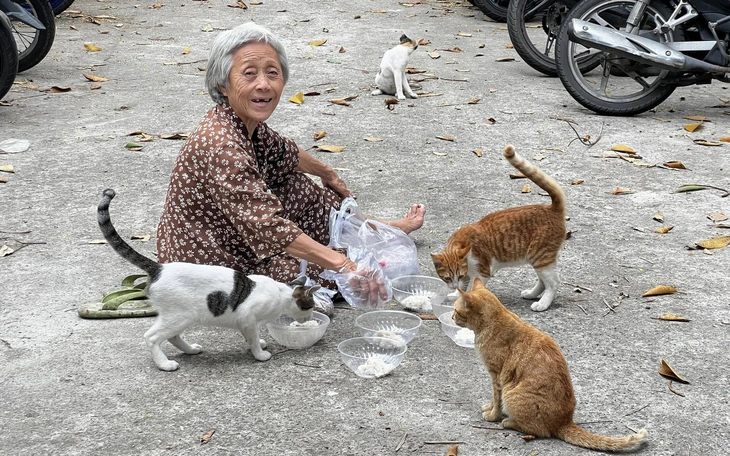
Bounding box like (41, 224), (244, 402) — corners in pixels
(306, 286), (322, 296)
(399, 33), (411, 44)
(473, 278), (486, 290)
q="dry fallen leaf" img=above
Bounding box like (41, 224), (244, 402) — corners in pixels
(611, 144), (636, 154)
(708, 212), (728, 222)
(693, 139), (723, 146)
(0, 164), (15, 173)
(658, 313), (690, 322)
(659, 359), (689, 384)
(50, 86), (72, 93)
(313, 145), (346, 153)
(330, 99), (351, 106)
(289, 92), (304, 105)
(467, 98), (481, 104)
(428, 51), (441, 59)
(182, 46), (191, 54)
(125, 142), (143, 151)
(446, 444), (458, 456)
(509, 173), (526, 179)
(313, 131), (326, 141)
(495, 57), (515, 62)
(200, 429), (215, 444)
(339, 46), (346, 53)
(0, 245), (13, 256)
(436, 135), (454, 142)
(695, 235), (730, 250)
(84, 43), (101, 52)
(88, 239), (107, 244)
(684, 123), (702, 132)
(130, 234), (151, 242)
(663, 161), (686, 169)
(684, 115), (708, 122)
(719, 136), (730, 142)
(654, 226), (674, 234)
(159, 132), (189, 140)
(227, 1), (248, 8)
(456, 32), (472, 37)
(363, 136), (382, 142)
(613, 187), (635, 195)
(83, 73), (109, 82)
(473, 149), (483, 157)
(641, 285), (677, 297)
(653, 212), (664, 222)
(521, 184), (531, 193)
(384, 98), (399, 105)
(308, 39), (327, 46)
(571, 180), (584, 185)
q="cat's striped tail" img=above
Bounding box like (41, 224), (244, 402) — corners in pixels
(556, 423), (648, 451)
(503, 145), (565, 215)
(97, 189), (160, 277)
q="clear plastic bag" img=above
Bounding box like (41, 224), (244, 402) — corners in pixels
(320, 249), (392, 309)
(298, 260), (337, 314)
(358, 219), (419, 280)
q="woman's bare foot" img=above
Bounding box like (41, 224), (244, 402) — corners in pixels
(388, 204), (425, 234)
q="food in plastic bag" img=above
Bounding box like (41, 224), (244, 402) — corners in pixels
(320, 250), (392, 309)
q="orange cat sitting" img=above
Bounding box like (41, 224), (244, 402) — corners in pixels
(432, 144), (565, 311)
(453, 278), (648, 451)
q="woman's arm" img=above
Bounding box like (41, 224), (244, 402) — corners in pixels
(284, 233), (355, 272)
(296, 147), (352, 199)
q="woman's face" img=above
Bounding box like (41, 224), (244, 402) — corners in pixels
(221, 42), (284, 133)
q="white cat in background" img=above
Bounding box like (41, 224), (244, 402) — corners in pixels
(371, 34), (419, 100)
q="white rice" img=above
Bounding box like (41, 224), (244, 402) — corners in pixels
(289, 320), (319, 327)
(356, 356), (396, 377)
(455, 328), (475, 345)
(401, 295), (432, 311)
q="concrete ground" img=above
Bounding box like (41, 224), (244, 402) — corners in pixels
(1, 0), (728, 454)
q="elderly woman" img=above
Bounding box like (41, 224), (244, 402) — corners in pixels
(156, 22), (425, 313)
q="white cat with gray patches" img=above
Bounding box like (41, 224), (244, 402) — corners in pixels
(371, 34), (419, 100)
(97, 189), (319, 371)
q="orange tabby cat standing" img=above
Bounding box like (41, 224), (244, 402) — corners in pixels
(432, 145), (565, 311)
(453, 278), (648, 451)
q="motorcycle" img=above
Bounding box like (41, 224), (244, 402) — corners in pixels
(50, 0), (75, 16)
(0, 0), (55, 72)
(555, 0), (730, 115)
(0, 10), (18, 101)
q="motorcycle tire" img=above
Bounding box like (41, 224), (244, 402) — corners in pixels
(555, 0), (682, 115)
(507, 0), (575, 76)
(9, 0), (56, 72)
(0, 14), (18, 101)
(471, 0), (510, 22)
(50, 0), (75, 16)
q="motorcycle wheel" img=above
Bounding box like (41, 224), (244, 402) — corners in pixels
(10, 0), (56, 72)
(555, 0), (682, 115)
(471, 0), (510, 22)
(50, 0), (75, 16)
(0, 15), (18, 100)
(507, 0), (575, 76)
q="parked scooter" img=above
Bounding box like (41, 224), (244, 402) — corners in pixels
(50, 0), (75, 16)
(0, 10), (18, 100)
(555, 0), (730, 115)
(0, 0), (55, 72)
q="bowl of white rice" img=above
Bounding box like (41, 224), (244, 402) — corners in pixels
(391, 275), (450, 313)
(354, 310), (422, 346)
(337, 336), (407, 379)
(438, 310), (475, 348)
(266, 311), (330, 349)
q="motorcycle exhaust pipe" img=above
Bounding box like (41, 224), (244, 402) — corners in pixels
(567, 19), (730, 73)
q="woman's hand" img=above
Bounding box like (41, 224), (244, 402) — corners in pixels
(321, 172), (352, 199)
(338, 259), (388, 308)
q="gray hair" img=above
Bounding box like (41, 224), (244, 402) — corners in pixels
(205, 22), (289, 104)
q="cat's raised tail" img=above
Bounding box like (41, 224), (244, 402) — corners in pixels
(97, 189), (160, 277)
(503, 145), (565, 216)
(556, 423), (648, 452)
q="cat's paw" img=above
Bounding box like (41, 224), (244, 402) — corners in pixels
(531, 299), (552, 312)
(253, 350), (272, 362)
(157, 360), (179, 371)
(521, 289), (541, 300)
(481, 402), (494, 413)
(396, 93), (406, 100)
(483, 410), (502, 422)
(407, 92), (419, 99)
(186, 344), (203, 355)
(371, 89), (383, 96)
(258, 338), (267, 349)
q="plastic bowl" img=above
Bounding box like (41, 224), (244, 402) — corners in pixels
(391, 275), (450, 312)
(431, 291), (459, 318)
(438, 311), (476, 348)
(266, 311), (330, 349)
(354, 310), (422, 345)
(337, 336), (407, 379)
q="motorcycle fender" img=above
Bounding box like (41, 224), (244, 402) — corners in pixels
(0, 0), (46, 30)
